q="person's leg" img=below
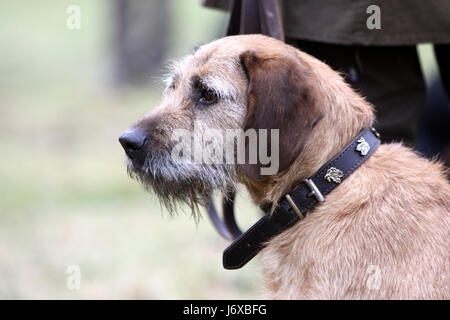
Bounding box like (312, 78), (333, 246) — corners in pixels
(432, 44), (450, 169)
(434, 44), (450, 99)
(286, 39), (427, 147)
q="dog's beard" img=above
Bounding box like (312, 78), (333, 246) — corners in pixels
(126, 151), (237, 219)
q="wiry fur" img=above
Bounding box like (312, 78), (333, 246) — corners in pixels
(125, 41), (247, 217)
(122, 35), (450, 299)
(127, 155), (237, 217)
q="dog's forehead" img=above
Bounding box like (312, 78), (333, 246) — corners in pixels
(169, 48), (234, 84)
(203, 34), (282, 52)
(193, 35), (261, 64)
(193, 35), (293, 70)
(189, 36), (275, 77)
(194, 40), (235, 62)
(168, 44), (238, 89)
(168, 35), (289, 89)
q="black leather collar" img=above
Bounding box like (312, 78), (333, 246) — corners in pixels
(223, 127), (381, 269)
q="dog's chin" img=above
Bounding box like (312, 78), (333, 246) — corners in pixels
(126, 155), (237, 218)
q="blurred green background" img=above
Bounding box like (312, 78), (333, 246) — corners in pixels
(0, 0), (263, 299)
(0, 0), (441, 300)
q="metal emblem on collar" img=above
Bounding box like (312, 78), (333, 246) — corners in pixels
(356, 137), (370, 156)
(325, 167), (344, 184)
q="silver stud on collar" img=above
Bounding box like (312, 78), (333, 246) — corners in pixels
(370, 126), (381, 138)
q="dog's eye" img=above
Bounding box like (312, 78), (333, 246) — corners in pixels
(199, 88), (218, 105)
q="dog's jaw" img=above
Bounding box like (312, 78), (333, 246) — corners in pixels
(126, 151), (238, 216)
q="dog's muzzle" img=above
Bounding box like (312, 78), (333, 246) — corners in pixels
(119, 128), (148, 167)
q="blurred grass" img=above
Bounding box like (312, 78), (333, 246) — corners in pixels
(0, 1), (438, 300)
(0, 0), (262, 299)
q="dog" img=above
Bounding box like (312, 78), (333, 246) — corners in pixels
(119, 34), (450, 299)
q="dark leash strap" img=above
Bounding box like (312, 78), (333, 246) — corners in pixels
(205, 0), (284, 241)
(205, 191), (241, 241)
(227, 0), (284, 40)
(223, 127), (381, 269)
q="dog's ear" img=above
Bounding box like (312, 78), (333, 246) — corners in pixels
(239, 50), (323, 180)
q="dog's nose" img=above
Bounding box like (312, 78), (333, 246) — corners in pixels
(119, 128), (147, 158)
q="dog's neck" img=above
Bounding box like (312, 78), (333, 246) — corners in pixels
(241, 66), (375, 208)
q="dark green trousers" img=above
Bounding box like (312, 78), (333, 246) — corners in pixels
(287, 39), (449, 147)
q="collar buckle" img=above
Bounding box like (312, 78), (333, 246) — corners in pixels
(304, 178), (325, 203)
(285, 178), (325, 220)
(285, 194), (304, 219)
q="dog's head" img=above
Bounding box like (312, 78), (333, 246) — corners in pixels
(119, 35), (372, 213)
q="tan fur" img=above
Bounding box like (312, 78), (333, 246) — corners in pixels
(261, 144), (449, 299)
(127, 35), (450, 299)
